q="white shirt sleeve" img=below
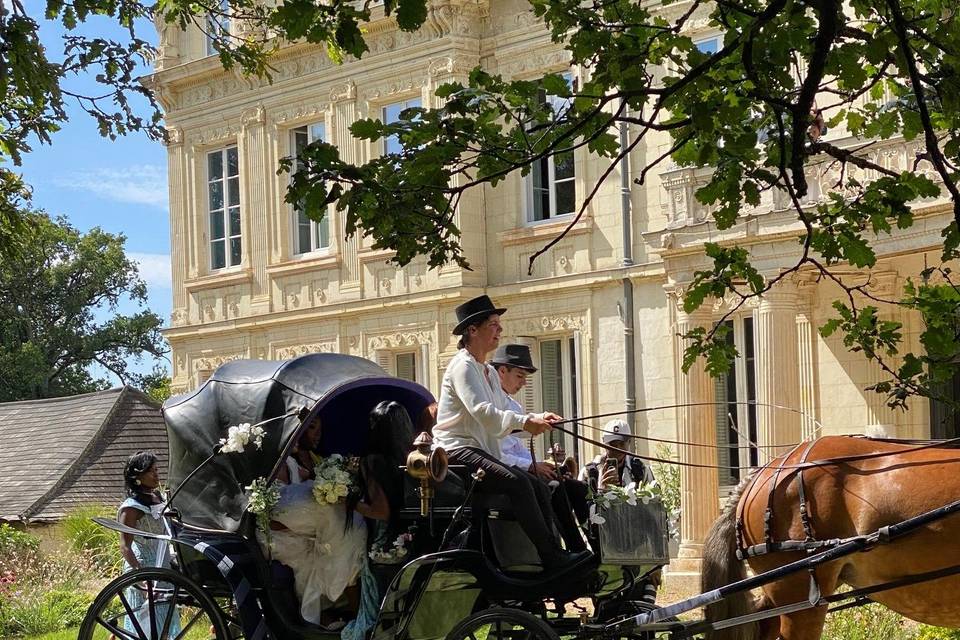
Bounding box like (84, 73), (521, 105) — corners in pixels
(449, 358), (528, 439)
(499, 435), (533, 469)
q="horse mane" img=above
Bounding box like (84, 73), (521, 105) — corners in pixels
(701, 470), (761, 640)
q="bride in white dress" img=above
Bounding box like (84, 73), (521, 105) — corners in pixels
(259, 416), (388, 625)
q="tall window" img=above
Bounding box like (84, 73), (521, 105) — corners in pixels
(517, 336), (580, 462)
(291, 123), (330, 255)
(528, 73), (575, 223)
(382, 98), (421, 155)
(206, 0), (230, 56)
(715, 318), (759, 487)
(208, 146), (241, 270)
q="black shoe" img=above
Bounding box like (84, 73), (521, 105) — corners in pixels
(542, 549), (593, 570)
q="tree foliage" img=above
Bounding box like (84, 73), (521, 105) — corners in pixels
(6, 0), (960, 405)
(0, 212), (166, 401)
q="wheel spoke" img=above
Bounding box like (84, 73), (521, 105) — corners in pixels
(118, 588), (148, 639)
(96, 615), (141, 640)
(147, 579), (158, 640)
(173, 606), (206, 640)
(159, 582), (180, 640)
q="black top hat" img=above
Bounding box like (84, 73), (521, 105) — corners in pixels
(489, 344), (537, 372)
(452, 295), (506, 335)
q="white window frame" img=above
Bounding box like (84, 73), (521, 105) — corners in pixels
(206, 0), (230, 56)
(525, 72), (576, 225)
(207, 145), (241, 271)
(715, 315), (759, 493)
(693, 35), (721, 55)
(382, 97), (422, 156)
(290, 123), (331, 256)
(372, 344), (430, 386)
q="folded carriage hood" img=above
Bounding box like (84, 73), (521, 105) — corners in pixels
(162, 353), (434, 531)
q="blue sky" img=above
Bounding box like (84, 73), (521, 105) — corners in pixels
(17, 6), (171, 382)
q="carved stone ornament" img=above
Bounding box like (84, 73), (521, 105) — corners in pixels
(360, 74), (428, 103)
(171, 308), (188, 325)
(274, 102), (329, 127)
(194, 354), (243, 371)
(368, 330), (434, 352)
(503, 314), (586, 336)
(164, 126), (184, 147)
(498, 49), (570, 80)
(275, 342), (338, 359)
(330, 81), (356, 103)
(188, 123), (241, 147)
(241, 105), (266, 128)
(428, 55), (476, 78)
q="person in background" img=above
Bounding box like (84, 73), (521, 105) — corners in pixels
(432, 295), (587, 570)
(118, 451), (180, 639)
(490, 343), (588, 552)
(580, 419), (656, 491)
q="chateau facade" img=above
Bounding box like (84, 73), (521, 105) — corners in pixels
(151, 0), (953, 569)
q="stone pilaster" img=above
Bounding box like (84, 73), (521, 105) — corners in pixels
(754, 282), (802, 461)
(329, 82), (362, 297)
(241, 105), (272, 312)
(671, 291), (719, 571)
(165, 127), (189, 327)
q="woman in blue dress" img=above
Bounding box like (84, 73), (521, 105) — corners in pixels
(118, 451), (181, 638)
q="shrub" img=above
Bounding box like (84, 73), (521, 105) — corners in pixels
(0, 524), (39, 559)
(917, 626), (960, 640)
(0, 586), (93, 636)
(822, 603), (916, 640)
(62, 504), (123, 577)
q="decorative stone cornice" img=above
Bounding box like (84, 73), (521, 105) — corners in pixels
(359, 72), (428, 103)
(194, 353), (244, 371)
(273, 102), (330, 127)
(187, 123), (243, 147)
(503, 313), (586, 336)
(428, 55), (476, 78)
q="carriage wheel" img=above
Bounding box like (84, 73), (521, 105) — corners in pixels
(79, 567), (232, 640)
(445, 607), (560, 640)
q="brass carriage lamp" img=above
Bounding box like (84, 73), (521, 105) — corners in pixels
(406, 431), (448, 516)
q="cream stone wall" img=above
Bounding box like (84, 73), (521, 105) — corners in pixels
(153, 0), (954, 570)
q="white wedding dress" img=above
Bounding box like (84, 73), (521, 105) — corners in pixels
(259, 457), (367, 624)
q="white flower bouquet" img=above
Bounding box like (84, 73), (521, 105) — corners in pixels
(369, 532), (414, 564)
(219, 422), (266, 454)
(245, 477), (280, 540)
(588, 481), (661, 525)
(312, 454), (360, 505)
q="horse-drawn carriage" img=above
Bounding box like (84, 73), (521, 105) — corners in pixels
(81, 353), (671, 640)
(83, 352), (960, 640)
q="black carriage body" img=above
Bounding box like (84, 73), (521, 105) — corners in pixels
(89, 352), (675, 640)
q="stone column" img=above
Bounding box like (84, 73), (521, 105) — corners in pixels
(241, 105), (271, 314)
(672, 292), (719, 571)
(754, 282), (802, 461)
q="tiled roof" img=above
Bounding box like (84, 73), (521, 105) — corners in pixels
(0, 387), (169, 522)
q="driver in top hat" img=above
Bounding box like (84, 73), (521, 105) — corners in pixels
(433, 295), (591, 570)
(579, 418), (656, 490)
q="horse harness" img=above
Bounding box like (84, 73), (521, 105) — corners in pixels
(734, 435), (960, 561)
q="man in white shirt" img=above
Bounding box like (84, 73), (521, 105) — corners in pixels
(490, 343), (588, 552)
(433, 295), (588, 570)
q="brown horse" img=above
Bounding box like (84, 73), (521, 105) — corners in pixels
(702, 435), (960, 640)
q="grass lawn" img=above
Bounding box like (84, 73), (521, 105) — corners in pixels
(23, 624), (214, 640)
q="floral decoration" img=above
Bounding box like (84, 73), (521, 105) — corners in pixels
(369, 532), (414, 564)
(312, 454), (360, 505)
(219, 422), (266, 453)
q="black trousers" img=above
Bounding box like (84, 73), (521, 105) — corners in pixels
(540, 476), (587, 552)
(560, 477), (590, 525)
(449, 447), (563, 563)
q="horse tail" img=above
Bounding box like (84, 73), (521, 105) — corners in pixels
(701, 474), (758, 640)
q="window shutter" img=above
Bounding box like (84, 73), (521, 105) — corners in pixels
(396, 352), (417, 382)
(373, 349), (391, 374)
(418, 344), (430, 389)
